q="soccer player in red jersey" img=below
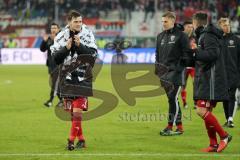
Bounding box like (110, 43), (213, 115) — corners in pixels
(192, 12), (232, 153)
(51, 10), (97, 150)
(181, 20), (196, 109)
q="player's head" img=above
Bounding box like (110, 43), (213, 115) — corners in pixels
(162, 11), (176, 31)
(183, 20), (193, 36)
(50, 22), (60, 35)
(67, 10), (82, 32)
(218, 17), (231, 34)
(192, 12), (208, 30)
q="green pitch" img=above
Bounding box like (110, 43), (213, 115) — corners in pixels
(0, 65), (239, 160)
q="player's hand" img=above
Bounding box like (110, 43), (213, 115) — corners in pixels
(43, 34), (49, 41)
(74, 35), (80, 47)
(191, 43), (197, 49)
(66, 38), (72, 50)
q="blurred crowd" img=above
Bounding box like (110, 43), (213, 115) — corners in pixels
(1, 0), (240, 48)
(0, 38), (17, 49)
(1, 0), (240, 22)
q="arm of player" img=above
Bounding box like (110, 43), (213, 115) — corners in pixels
(236, 36), (240, 88)
(180, 32), (195, 67)
(74, 33), (98, 56)
(195, 34), (219, 63)
(50, 37), (71, 65)
(76, 43), (97, 55)
(53, 47), (70, 65)
(155, 35), (160, 64)
(155, 34), (161, 75)
(40, 37), (48, 52)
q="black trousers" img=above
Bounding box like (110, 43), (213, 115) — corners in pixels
(161, 81), (182, 126)
(48, 67), (61, 102)
(223, 87), (237, 121)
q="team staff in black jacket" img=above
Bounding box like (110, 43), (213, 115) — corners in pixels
(218, 17), (240, 128)
(192, 12), (232, 153)
(155, 11), (191, 136)
(40, 23), (63, 107)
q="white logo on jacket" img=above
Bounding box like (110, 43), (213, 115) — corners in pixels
(161, 39), (164, 45)
(170, 35), (175, 41)
(168, 35), (176, 44)
(228, 39), (236, 48)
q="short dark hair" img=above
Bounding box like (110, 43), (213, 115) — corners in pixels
(192, 12), (208, 26)
(51, 22), (60, 28)
(218, 17), (230, 26)
(67, 10), (81, 21)
(183, 19), (192, 26)
(162, 11), (176, 20)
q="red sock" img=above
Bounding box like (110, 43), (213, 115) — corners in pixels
(167, 123), (173, 129)
(204, 119), (217, 146)
(69, 120), (81, 141)
(77, 121), (84, 141)
(177, 123), (183, 131)
(181, 89), (187, 105)
(204, 111), (227, 139)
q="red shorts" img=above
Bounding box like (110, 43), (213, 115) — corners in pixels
(186, 67), (195, 78)
(64, 97), (88, 111)
(196, 100), (217, 108)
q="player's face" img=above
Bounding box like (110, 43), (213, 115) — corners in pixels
(50, 25), (60, 35)
(220, 22), (230, 34)
(192, 19), (198, 30)
(162, 17), (175, 31)
(184, 24), (193, 36)
(69, 16), (82, 32)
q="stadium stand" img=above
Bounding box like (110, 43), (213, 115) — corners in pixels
(0, 0), (240, 48)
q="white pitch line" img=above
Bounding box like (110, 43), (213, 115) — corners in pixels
(0, 153), (239, 157)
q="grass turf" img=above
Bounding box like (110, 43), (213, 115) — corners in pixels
(0, 65), (239, 160)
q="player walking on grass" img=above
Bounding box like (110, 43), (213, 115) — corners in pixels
(155, 11), (191, 136)
(181, 20), (197, 109)
(50, 10), (97, 151)
(191, 12), (232, 153)
(40, 22), (63, 107)
(218, 17), (240, 128)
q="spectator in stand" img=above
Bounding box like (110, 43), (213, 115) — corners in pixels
(97, 37), (107, 49)
(143, 0), (155, 23)
(231, 16), (240, 33)
(0, 37), (3, 63)
(119, 0), (135, 21)
(237, 4), (240, 17)
(0, 38), (4, 49)
(7, 38), (17, 48)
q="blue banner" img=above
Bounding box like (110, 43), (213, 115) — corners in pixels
(98, 48), (155, 64)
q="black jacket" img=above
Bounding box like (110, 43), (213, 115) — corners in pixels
(51, 25), (98, 98)
(155, 25), (191, 85)
(40, 37), (57, 73)
(52, 44), (97, 98)
(193, 24), (228, 101)
(222, 32), (240, 88)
